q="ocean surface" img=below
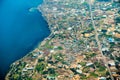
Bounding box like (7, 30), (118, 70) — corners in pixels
(0, 0), (50, 79)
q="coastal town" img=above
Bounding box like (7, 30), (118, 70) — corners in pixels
(6, 0), (120, 80)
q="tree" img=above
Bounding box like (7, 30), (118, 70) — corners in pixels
(13, 74), (19, 80)
(90, 72), (98, 78)
(35, 62), (46, 74)
(57, 46), (63, 50)
(38, 58), (45, 62)
(98, 66), (106, 71)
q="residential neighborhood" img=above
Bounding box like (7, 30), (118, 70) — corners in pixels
(6, 0), (120, 80)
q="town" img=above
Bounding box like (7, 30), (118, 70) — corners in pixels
(6, 0), (120, 80)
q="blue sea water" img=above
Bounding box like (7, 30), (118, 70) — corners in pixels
(0, 0), (50, 78)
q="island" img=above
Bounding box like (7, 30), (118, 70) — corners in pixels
(6, 0), (120, 80)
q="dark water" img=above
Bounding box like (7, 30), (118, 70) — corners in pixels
(0, 0), (50, 79)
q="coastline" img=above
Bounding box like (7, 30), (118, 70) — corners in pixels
(5, 1), (52, 79)
(5, 0), (119, 80)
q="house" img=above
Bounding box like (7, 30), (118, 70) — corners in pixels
(76, 70), (82, 74)
(110, 66), (117, 72)
(67, 27), (72, 30)
(80, 0), (85, 3)
(26, 67), (34, 70)
(32, 53), (39, 58)
(72, 75), (80, 80)
(108, 38), (115, 43)
(22, 68), (27, 72)
(108, 61), (115, 66)
(114, 32), (120, 38)
(102, 47), (109, 52)
(76, 64), (82, 69)
(50, 50), (55, 53)
(99, 77), (106, 80)
(47, 75), (56, 80)
(86, 62), (93, 67)
(116, 77), (120, 80)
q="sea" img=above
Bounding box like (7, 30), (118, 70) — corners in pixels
(0, 0), (50, 79)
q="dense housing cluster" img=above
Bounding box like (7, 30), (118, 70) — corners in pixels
(6, 0), (120, 80)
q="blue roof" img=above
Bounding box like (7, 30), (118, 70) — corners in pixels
(108, 38), (114, 42)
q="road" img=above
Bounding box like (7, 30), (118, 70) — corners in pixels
(88, 0), (114, 80)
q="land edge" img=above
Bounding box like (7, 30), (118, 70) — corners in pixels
(5, 3), (52, 80)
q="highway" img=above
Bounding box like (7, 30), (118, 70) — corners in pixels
(88, 0), (114, 80)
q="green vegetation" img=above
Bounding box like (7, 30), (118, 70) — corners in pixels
(24, 77), (33, 80)
(94, 61), (106, 75)
(13, 74), (19, 80)
(53, 53), (64, 61)
(116, 57), (120, 61)
(62, 61), (69, 65)
(35, 62), (47, 74)
(115, 17), (120, 23)
(38, 58), (45, 62)
(83, 66), (90, 73)
(94, 62), (101, 67)
(57, 46), (63, 50)
(88, 24), (94, 32)
(90, 72), (98, 78)
(79, 62), (86, 66)
(70, 68), (77, 74)
(89, 53), (97, 57)
(109, 54), (114, 60)
(94, 62), (106, 76)
(80, 74), (87, 79)
(85, 53), (97, 59)
(48, 68), (58, 77)
(98, 66), (106, 71)
(10, 61), (27, 79)
(44, 40), (53, 49)
(106, 71), (110, 76)
(82, 2), (88, 6)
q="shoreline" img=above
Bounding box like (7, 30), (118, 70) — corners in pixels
(5, 0), (120, 80)
(5, 1), (53, 79)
